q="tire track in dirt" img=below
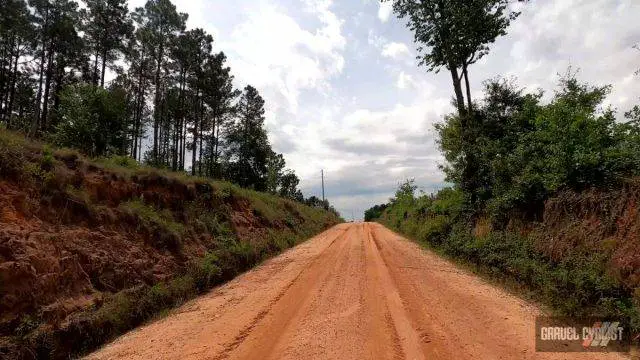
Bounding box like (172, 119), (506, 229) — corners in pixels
(368, 223), (625, 360)
(87, 225), (349, 360)
(259, 222), (401, 360)
(88, 223), (628, 360)
(365, 224), (424, 360)
(216, 225), (357, 360)
(213, 225), (350, 359)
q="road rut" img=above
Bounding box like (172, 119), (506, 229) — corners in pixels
(87, 223), (624, 359)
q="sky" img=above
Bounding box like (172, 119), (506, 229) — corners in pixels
(129, 0), (640, 220)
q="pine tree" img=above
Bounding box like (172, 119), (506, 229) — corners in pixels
(0, 0), (34, 127)
(200, 52), (239, 178)
(134, 0), (187, 165)
(30, 0), (86, 134)
(226, 85), (271, 190)
(83, 0), (133, 88)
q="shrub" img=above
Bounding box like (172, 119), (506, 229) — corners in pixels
(41, 146), (55, 170)
(380, 181), (640, 332)
(52, 83), (128, 157)
(101, 155), (139, 169)
(0, 130), (26, 180)
(119, 199), (185, 250)
(192, 253), (222, 291)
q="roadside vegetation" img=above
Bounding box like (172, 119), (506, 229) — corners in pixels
(1, 1), (344, 357)
(0, 130), (341, 359)
(0, 0), (342, 209)
(367, 0), (640, 334)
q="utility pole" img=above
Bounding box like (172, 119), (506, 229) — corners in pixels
(321, 169), (326, 209)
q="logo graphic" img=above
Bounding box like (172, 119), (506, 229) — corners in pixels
(581, 322), (624, 348)
(536, 317), (630, 352)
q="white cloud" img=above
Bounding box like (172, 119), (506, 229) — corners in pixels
(396, 71), (415, 89)
(381, 41), (410, 59)
(222, 0), (345, 115)
(128, 0), (640, 219)
(378, 1), (393, 23)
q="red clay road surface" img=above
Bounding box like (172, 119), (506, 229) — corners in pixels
(87, 223), (626, 359)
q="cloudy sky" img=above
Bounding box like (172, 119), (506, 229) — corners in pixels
(130, 0), (640, 220)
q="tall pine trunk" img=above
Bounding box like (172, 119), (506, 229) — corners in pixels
(152, 43), (164, 164)
(93, 49), (100, 85)
(191, 92), (200, 175)
(198, 99), (204, 176)
(6, 48), (19, 127)
(40, 49), (54, 132)
(32, 30), (48, 135)
(100, 47), (108, 88)
(181, 119), (187, 170)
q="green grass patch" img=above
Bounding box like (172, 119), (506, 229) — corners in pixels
(381, 216), (640, 333)
(0, 130), (342, 359)
(27, 226), (328, 359)
(119, 199), (185, 250)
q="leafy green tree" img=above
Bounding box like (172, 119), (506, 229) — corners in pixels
(53, 83), (127, 156)
(391, 179), (417, 205)
(305, 196), (323, 208)
(437, 73), (640, 224)
(437, 77), (541, 211)
(279, 170), (303, 201)
(388, 0), (522, 211)
(388, 0), (520, 117)
(266, 151), (286, 194)
(364, 204), (388, 221)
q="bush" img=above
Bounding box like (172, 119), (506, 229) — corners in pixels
(52, 83), (128, 157)
(100, 155), (139, 169)
(379, 180), (640, 332)
(191, 252), (222, 292)
(437, 75), (640, 223)
(119, 199), (185, 250)
(0, 130), (26, 180)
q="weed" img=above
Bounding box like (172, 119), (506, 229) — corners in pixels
(0, 130), (341, 359)
(0, 130), (26, 180)
(41, 146), (55, 169)
(191, 252), (222, 291)
(15, 315), (42, 338)
(119, 199), (185, 250)
(381, 212), (640, 332)
(99, 155), (139, 169)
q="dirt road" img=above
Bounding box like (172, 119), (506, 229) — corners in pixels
(88, 223), (625, 359)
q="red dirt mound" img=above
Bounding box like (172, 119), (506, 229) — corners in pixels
(0, 140), (339, 358)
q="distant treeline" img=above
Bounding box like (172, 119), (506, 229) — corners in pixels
(0, 0), (338, 213)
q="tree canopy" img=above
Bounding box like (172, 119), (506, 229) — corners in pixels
(0, 0), (330, 209)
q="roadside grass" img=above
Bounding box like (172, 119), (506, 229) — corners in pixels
(378, 204), (640, 335)
(17, 193), (336, 359)
(119, 199), (185, 250)
(0, 129), (341, 359)
(32, 225), (326, 358)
